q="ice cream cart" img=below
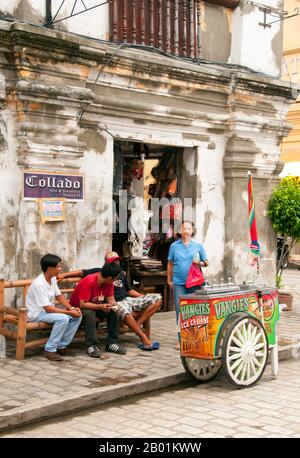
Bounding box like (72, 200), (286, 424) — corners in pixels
(180, 282), (280, 388)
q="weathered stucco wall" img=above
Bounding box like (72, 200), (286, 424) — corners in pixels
(196, 140), (226, 281)
(0, 20), (297, 286)
(0, 0), (45, 24)
(230, 0), (283, 77)
(200, 3), (232, 63)
(0, 0), (284, 78)
(76, 131), (113, 269)
(51, 0), (110, 41)
(0, 81), (21, 279)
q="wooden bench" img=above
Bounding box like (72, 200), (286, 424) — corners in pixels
(0, 276), (151, 360)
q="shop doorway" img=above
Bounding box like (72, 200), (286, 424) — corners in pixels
(112, 140), (183, 270)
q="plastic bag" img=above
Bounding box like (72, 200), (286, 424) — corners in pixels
(185, 262), (205, 288)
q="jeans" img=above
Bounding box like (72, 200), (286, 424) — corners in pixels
(173, 284), (198, 341)
(36, 311), (82, 353)
(82, 308), (119, 347)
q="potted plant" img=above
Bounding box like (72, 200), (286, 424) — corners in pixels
(268, 176), (300, 310)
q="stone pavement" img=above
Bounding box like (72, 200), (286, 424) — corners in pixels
(0, 268), (299, 432)
(2, 358), (299, 438)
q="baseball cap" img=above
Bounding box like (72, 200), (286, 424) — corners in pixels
(104, 251), (121, 263)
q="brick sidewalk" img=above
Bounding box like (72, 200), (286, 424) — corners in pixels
(0, 268), (299, 431)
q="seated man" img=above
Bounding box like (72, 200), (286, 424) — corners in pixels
(60, 252), (161, 351)
(26, 253), (82, 361)
(69, 262), (127, 358)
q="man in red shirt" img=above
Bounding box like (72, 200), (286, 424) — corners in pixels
(70, 262), (126, 358)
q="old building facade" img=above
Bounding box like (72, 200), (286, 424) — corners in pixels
(0, 0), (297, 285)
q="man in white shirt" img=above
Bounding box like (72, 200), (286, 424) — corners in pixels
(26, 253), (82, 361)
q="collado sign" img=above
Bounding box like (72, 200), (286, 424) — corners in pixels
(23, 171), (84, 201)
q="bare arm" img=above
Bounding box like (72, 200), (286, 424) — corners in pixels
(79, 299), (104, 310)
(128, 289), (144, 297)
(79, 299), (115, 313)
(106, 296), (117, 306)
(56, 294), (72, 309)
(44, 304), (82, 317)
(167, 261), (174, 288)
(200, 260), (209, 267)
(57, 270), (83, 282)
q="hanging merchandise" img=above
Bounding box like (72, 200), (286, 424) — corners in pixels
(161, 196), (182, 221)
(133, 159), (143, 179)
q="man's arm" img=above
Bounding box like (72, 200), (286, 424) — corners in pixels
(79, 299), (114, 312)
(58, 268), (101, 282)
(106, 296), (117, 306)
(122, 274), (143, 297)
(56, 294), (72, 309)
(128, 289), (144, 297)
(44, 304), (81, 317)
(57, 270), (83, 282)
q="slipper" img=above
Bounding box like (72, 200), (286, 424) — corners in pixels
(138, 342), (160, 351)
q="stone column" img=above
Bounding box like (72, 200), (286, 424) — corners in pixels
(223, 76), (294, 285)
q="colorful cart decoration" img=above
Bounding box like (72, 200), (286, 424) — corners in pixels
(180, 283), (280, 388)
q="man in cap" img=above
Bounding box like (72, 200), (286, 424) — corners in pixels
(60, 252), (161, 350)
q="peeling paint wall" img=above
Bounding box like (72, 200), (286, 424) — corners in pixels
(196, 141), (226, 281)
(76, 131), (113, 268)
(224, 177), (277, 285)
(1, 1), (286, 77)
(229, 0), (283, 77)
(0, 19), (297, 287)
(0, 86), (21, 279)
(51, 0), (109, 41)
(0, 0), (45, 24)
(201, 3), (232, 63)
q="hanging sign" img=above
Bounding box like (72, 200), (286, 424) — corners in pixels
(23, 171), (84, 201)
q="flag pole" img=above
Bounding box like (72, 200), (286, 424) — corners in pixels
(248, 171), (261, 282)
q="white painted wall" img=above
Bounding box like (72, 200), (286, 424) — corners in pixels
(0, 0), (46, 18)
(195, 142), (226, 280)
(230, 0), (283, 77)
(51, 0), (109, 41)
(76, 131), (113, 269)
(0, 0), (19, 11)
(0, 108), (21, 279)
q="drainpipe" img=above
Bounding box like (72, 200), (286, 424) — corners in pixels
(45, 0), (53, 28)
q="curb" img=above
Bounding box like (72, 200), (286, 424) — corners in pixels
(0, 344), (298, 432)
(277, 344), (299, 361)
(0, 370), (191, 432)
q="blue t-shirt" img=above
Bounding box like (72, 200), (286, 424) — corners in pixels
(168, 239), (207, 285)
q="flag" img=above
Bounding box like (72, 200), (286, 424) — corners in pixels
(248, 171), (261, 258)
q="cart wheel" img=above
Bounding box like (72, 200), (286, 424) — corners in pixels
(222, 315), (268, 388)
(181, 356), (222, 382)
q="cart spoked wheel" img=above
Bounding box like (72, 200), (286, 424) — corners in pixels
(222, 315), (268, 388)
(181, 356), (222, 382)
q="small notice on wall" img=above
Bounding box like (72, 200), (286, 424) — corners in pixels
(39, 198), (66, 223)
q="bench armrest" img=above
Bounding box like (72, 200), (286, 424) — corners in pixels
(0, 305), (27, 317)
